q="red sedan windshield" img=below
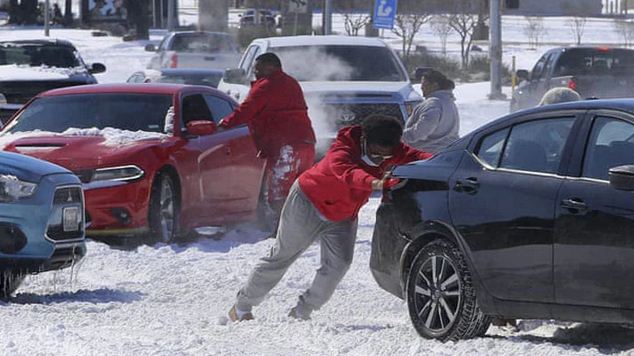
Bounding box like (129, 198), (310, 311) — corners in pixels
(5, 93), (173, 134)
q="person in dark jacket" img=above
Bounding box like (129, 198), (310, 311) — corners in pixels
(228, 115), (432, 322)
(219, 53), (316, 228)
(403, 70), (460, 153)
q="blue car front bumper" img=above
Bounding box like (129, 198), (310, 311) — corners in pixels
(0, 172), (86, 273)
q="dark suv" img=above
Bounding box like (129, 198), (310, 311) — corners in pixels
(371, 99), (634, 341)
(0, 39), (105, 124)
(511, 47), (634, 111)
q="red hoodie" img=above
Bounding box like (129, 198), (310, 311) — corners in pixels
(298, 126), (432, 222)
(220, 69), (316, 156)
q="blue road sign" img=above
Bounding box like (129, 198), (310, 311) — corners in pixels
(373, 0), (398, 30)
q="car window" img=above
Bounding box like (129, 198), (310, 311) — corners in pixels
(583, 116), (634, 180)
(554, 49), (634, 77)
(181, 94), (212, 126)
(5, 94), (173, 133)
(531, 54), (548, 81)
(271, 45), (408, 82)
(246, 47), (262, 80)
(239, 45), (259, 72)
(203, 95), (234, 124)
(499, 117), (575, 174)
(171, 33), (237, 53)
(542, 53), (555, 78)
(0, 44), (80, 67)
(158, 36), (169, 51)
(476, 128), (510, 167)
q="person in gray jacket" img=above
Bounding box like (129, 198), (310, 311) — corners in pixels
(403, 70), (460, 153)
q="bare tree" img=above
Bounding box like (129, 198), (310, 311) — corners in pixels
(448, 12), (481, 68)
(567, 17), (587, 45)
(524, 16), (546, 49)
(392, 13), (430, 61)
(431, 15), (453, 56)
(343, 13), (371, 36)
(615, 19), (634, 47)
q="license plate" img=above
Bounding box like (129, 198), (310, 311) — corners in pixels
(63, 207), (80, 232)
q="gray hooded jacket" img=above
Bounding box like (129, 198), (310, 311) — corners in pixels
(403, 90), (460, 153)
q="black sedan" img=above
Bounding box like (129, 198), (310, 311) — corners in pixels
(0, 39), (106, 125)
(371, 99), (634, 341)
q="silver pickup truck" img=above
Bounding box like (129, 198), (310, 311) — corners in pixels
(218, 35), (422, 154)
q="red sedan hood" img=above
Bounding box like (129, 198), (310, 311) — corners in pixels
(3, 134), (161, 171)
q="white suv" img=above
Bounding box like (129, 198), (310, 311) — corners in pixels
(218, 35), (422, 153)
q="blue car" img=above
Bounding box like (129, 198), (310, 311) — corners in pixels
(0, 151), (86, 298)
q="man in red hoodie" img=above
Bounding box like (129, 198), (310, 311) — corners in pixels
(228, 115), (432, 322)
(219, 53), (316, 226)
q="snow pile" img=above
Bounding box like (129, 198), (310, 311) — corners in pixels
(61, 127), (168, 146)
(0, 64), (85, 81)
(0, 127), (168, 149)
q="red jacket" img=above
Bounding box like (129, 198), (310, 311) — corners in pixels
(220, 69), (316, 156)
(298, 126), (432, 222)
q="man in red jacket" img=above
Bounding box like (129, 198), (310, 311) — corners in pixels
(219, 53), (316, 226)
(228, 115), (432, 322)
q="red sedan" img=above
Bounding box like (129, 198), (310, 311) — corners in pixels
(0, 84), (266, 242)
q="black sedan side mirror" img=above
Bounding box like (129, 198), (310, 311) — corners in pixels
(145, 44), (157, 52)
(223, 68), (248, 85)
(609, 165), (634, 191)
(516, 69), (529, 82)
(89, 63), (107, 74)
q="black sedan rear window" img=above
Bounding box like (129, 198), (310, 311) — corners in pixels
(4, 94), (173, 133)
(0, 44), (81, 68)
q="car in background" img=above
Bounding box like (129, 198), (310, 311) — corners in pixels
(0, 39), (106, 125)
(239, 9), (276, 28)
(219, 35), (422, 154)
(0, 84), (265, 243)
(127, 68), (224, 88)
(511, 47), (634, 111)
(0, 151), (86, 298)
(145, 31), (241, 71)
(371, 99), (634, 341)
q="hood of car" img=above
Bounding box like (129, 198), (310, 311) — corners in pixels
(0, 150), (70, 182)
(300, 81), (419, 103)
(0, 64), (93, 81)
(1, 132), (167, 172)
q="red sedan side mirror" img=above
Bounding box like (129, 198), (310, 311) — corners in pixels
(186, 120), (217, 136)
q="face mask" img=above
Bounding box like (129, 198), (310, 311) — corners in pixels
(361, 139), (391, 167)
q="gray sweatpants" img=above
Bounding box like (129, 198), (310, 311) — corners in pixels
(236, 181), (358, 312)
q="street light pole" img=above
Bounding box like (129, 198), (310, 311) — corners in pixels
(44, 0), (50, 37)
(167, 0), (175, 31)
(489, 0), (505, 100)
(324, 0), (332, 35)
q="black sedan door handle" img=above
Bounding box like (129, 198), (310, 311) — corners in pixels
(561, 198), (588, 212)
(455, 177), (479, 194)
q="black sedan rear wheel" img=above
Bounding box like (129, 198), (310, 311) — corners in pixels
(406, 239), (490, 341)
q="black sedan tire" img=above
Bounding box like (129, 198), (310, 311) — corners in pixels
(0, 270), (25, 299)
(406, 239), (490, 341)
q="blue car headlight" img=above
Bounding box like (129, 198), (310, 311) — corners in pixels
(0, 175), (37, 203)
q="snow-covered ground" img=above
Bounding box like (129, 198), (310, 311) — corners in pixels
(0, 16), (633, 356)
